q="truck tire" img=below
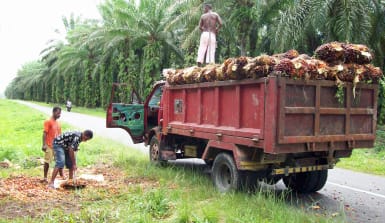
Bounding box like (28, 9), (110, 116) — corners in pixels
(149, 137), (167, 166)
(283, 170), (328, 193)
(212, 153), (241, 192)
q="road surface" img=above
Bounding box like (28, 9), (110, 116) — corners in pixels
(17, 100), (385, 222)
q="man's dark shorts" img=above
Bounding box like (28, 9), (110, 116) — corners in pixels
(53, 144), (73, 169)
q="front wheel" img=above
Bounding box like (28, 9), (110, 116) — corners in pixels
(149, 136), (167, 166)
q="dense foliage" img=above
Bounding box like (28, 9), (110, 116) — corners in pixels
(5, 0), (385, 122)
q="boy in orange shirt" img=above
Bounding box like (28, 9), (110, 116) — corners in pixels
(42, 106), (64, 182)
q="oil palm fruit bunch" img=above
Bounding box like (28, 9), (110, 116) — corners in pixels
(182, 66), (200, 84)
(224, 56), (248, 80)
(290, 57), (309, 79)
(315, 42), (345, 64)
(358, 64), (383, 83)
(202, 64), (218, 82)
(343, 43), (373, 64)
(273, 49), (300, 60)
(306, 59), (328, 80)
(274, 58), (295, 76)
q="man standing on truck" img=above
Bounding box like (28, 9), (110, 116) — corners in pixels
(196, 3), (222, 67)
(42, 106), (64, 183)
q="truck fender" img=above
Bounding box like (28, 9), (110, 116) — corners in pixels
(202, 140), (242, 169)
(145, 126), (162, 146)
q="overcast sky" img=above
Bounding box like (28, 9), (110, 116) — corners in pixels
(0, 0), (103, 95)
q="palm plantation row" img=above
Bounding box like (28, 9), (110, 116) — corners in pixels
(5, 0), (385, 122)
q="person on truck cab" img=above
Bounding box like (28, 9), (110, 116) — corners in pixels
(196, 3), (222, 67)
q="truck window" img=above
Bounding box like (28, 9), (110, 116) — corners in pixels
(148, 86), (163, 107)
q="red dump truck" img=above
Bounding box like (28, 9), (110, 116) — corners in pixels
(106, 76), (378, 193)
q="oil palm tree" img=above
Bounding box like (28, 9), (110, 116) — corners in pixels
(271, 0), (373, 54)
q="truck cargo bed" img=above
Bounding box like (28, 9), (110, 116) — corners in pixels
(162, 76), (378, 154)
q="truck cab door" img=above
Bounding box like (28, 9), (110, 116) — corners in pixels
(106, 83), (145, 144)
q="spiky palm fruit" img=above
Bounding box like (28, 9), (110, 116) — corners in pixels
(255, 54), (279, 66)
(306, 59), (328, 80)
(326, 64), (344, 81)
(315, 42), (345, 64)
(274, 58), (295, 76)
(343, 43), (373, 64)
(216, 63), (226, 81)
(242, 61), (256, 78)
(225, 57), (248, 80)
(163, 68), (176, 84)
(273, 49), (300, 60)
(190, 66), (205, 83)
(359, 64), (383, 83)
(291, 58), (309, 79)
(202, 64), (218, 82)
(182, 66), (199, 84)
(336, 64), (357, 82)
(221, 58), (235, 80)
(172, 69), (186, 85)
(253, 65), (271, 78)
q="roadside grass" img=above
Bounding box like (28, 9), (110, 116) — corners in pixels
(0, 99), (342, 222)
(32, 101), (106, 118)
(337, 125), (385, 175)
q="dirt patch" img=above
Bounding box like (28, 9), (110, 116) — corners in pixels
(0, 164), (159, 219)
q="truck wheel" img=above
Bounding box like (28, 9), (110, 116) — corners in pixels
(283, 170), (328, 193)
(212, 153), (241, 192)
(149, 137), (167, 166)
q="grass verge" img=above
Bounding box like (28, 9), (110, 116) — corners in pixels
(0, 99), (343, 222)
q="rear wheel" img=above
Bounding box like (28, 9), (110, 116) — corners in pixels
(283, 170), (328, 193)
(149, 137), (167, 166)
(212, 153), (240, 192)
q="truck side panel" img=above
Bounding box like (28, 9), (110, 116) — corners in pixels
(162, 80), (265, 141)
(274, 78), (377, 153)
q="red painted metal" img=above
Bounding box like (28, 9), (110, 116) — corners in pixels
(160, 76), (378, 154)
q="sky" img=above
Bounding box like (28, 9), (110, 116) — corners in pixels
(0, 0), (103, 96)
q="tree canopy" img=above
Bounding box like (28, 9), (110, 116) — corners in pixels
(5, 0), (385, 121)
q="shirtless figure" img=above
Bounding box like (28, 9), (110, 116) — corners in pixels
(197, 4), (222, 66)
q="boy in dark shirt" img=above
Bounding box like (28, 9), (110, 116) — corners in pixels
(47, 130), (93, 189)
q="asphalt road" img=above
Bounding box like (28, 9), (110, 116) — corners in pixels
(17, 100), (385, 222)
